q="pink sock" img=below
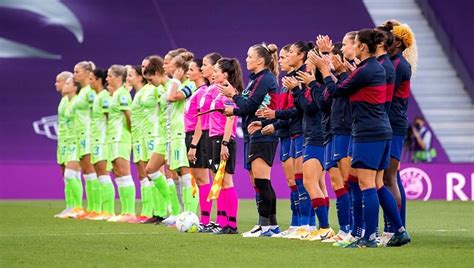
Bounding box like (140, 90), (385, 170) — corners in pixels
(224, 187), (239, 229)
(216, 190), (227, 227)
(198, 183), (212, 224)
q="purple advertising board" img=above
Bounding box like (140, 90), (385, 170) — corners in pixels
(1, 161), (472, 201)
(0, 0), (458, 200)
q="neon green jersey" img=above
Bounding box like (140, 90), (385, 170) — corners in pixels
(140, 84), (161, 138)
(107, 86), (132, 143)
(166, 79), (196, 138)
(157, 84), (168, 140)
(74, 85), (95, 136)
(64, 95), (77, 141)
(57, 96), (69, 143)
(90, 90), (110, 144)
(131, 87), (146, 143)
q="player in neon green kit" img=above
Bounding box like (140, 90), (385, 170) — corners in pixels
(166, 52), (199, 220)
(138, 56), (169, 224)
(87, 69), (116, 220)
(54, 71), (75, 218)
(143, 56), (182, 224)
(105, 65), (136, 223)
(60, 77), (85, 218)
(127, 65), (154, 222)
(73, 61), (99, 219)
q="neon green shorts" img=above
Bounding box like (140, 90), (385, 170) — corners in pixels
(91, 143), (109, 164)
(167, 138), (189, 171)
(132, 140), (146, 163)
(56, 142), (68, 165)
(143, 137), (158, 161)
(66, 140), (79, 163)
(78, 135), (91, 158)
(109, 142), (131, 162)
(153, 138), (167, 158)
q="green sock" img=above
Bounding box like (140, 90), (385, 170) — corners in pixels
(84, 173), (98, 212)
(99, 175), (115, 215)
(91, 179), (101, 213)
(140, 180), (153, 217)
(167, 179), (180, 216)
(185, 186), (199, 214)
(180, 174), (198, 213)
(117, 175), (136, 215)
(123, 185), (136, 215)
(152, 175), (170, 215)
(150, 185), (166, 217)
(117, 184), (126, 215)
(85, 180), (92, 211)
(64, 179), (74, 208)
(66, 177), (82, 209)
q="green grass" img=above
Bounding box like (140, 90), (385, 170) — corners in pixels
(1, 200), (473, 267)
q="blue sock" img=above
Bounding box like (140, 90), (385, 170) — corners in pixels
(397, 172), (406, 227)
(335, 188), (351, 233)
(349, 181), (364, 237)
(310, 201), (316, 227)
(362, 188), (379, 241)
(383, 213), (393, 233)
(378, 186), (404, 233)
(290, 186), (300, 226)
(348, 186), (354, 232)
(312, 198), (329, 228)
(296, 178), (311, 226)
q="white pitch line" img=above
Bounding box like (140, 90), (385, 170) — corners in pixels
(0, 232), (163, 237)
(412, 229), (469, 233)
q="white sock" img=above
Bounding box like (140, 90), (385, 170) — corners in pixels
(64, 169), (76, 179)
(98, 175), (112, 185)
(181, 173), (192, 187)
(148, 171), (163, 181)
(84, 173), (98, 181)
(140, 178), (151, 187)
(116, 175), (134, 188)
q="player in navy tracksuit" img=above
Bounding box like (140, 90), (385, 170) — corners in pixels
(286, 54), (336, 241)
(313, 29), (410, 248)
(260, 41), (317, 237)
(282, 41), (320, 237)
(374, 26), (399, 244)
(220, 43), (280, 237)
(260, 44), (304, 235)
(382, 21), (417, 232)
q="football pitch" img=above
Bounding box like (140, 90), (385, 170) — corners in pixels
(1, 200), (473, 267)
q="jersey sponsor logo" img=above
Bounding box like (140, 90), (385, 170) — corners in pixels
(400, 167), (432, 201)
(103, 99), (110, 108)
(120, 95), (128, 106)
(88, 92), (95, 102)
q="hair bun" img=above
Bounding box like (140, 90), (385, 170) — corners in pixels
(88, 61), (96, 71)
(392, 24), (415, 48)
(267, 43), (278, 54)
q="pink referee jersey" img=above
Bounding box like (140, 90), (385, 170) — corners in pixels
(209, 92), (237, 138)
(199, 84), (219, 131)
(184, 84), (208, 132)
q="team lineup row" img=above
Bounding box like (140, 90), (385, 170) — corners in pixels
(53, 19), (416, 248)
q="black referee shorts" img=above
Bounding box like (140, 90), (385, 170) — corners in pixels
(210, 135), (236, 174)
(185, 131), (210, 169)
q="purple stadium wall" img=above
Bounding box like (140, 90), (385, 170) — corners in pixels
(0, 0), (465, 200)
